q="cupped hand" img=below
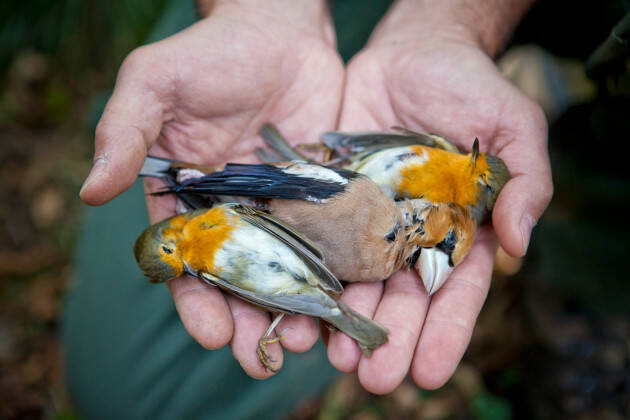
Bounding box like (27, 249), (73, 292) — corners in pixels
(79, 0), (344, 378)
(326, 9), (552, 393)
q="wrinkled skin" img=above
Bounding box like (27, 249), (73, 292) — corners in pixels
(80, 1), (344, 379)
(325, 6), (552, 393)
(80, 0), (552, 393)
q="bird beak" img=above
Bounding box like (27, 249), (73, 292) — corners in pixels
(416, 247), (453, 296)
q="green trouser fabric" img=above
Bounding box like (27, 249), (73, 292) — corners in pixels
(62, 1), (392, 419)
(62, 181), (337, 420)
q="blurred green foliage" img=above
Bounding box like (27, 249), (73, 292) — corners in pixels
(44, 79), (71, 121)
(330, 0), (392, 63)
(472, 391), (513, 420)
(0, 0), (170, 78)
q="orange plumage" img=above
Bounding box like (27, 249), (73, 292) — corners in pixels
(133, 204), (390, 371)
(398, 145), (491, 209)
(176, 207), (236, 275)
(258, 124), (511, 294)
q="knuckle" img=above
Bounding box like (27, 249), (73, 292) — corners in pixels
(94, 118), (114, 149)
(541, 177), (554, 205)
(121, 45), (152, 73)
(94, 117), (110, 140)
(197, 320), (232, 350)
(526, 100), (549, 138)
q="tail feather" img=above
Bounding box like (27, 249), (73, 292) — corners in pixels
(255, 147), (283, 163)
(324, 300), (389, 355)
(139, 155), (175, 178)
(259, 123), (310, 161)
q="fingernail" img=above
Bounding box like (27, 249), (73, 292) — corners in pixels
(80, 156), (108, 196)
(520, 213), (537, 254)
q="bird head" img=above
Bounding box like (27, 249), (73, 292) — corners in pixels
(467, 138), (511, 222)
(406, 202), (476, 295)
(134, 213), (190, 283)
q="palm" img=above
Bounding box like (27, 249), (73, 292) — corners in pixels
(139, 17), (344, 222)
(85, 11), (344, 378)
(327, 40), (549, 392)
(83, 5), (551, 387)
(343, 42), (532, 148)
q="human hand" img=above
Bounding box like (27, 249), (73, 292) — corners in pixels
(79, 0), (344, 378)
(326, 0), (552, 393)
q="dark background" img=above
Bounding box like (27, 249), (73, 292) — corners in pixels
(1, 1), (629, 418)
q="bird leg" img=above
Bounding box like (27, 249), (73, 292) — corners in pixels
(295, 143), (335, 162)
(290, 142), (350, 165)
(295, 143), (329, 153)
(257, 313), (286, 372)
(321, 320), (338, 332)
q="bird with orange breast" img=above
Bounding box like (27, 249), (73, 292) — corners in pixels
(139, 154), (456, 289)
(134, 203), (389, 371)
(260, 125), (510, 294)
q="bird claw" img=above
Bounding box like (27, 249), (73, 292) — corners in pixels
(257, 333), (285, 372)
(295, 143), (330, 153)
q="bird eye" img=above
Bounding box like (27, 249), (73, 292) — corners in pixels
(162, 246), (173, 254)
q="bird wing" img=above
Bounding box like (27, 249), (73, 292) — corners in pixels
(176, 162), (356, 204)
(322, 128), (460, 154)
(199, 271), (333, 317)
(230, 204), (344, 295)
(391, 127), (461, 153)
(140, 155), (216, 210)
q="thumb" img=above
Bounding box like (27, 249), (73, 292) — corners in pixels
(80, 48), (164, 206)
(491, 106), (553, 257)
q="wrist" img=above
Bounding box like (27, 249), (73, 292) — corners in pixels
(195, 0), (336, 47)
(368, 0), (534, 57)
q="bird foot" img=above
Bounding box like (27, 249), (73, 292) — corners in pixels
(257, 333), (285, 372)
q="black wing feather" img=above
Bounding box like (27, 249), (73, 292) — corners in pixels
(139, 155), (216, 210)
(177, 163), (356, 202)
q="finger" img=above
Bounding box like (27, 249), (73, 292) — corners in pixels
(167, 274), (233, 350)
(411, 227), (497, 389)
(277, 314), (319, 353)
(226, 296), (281, 378)
(327, 281), (383, 373)
(357, 270), (429, 394)
(80, 47), (166, 206)
(491, 102), (553, 257)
